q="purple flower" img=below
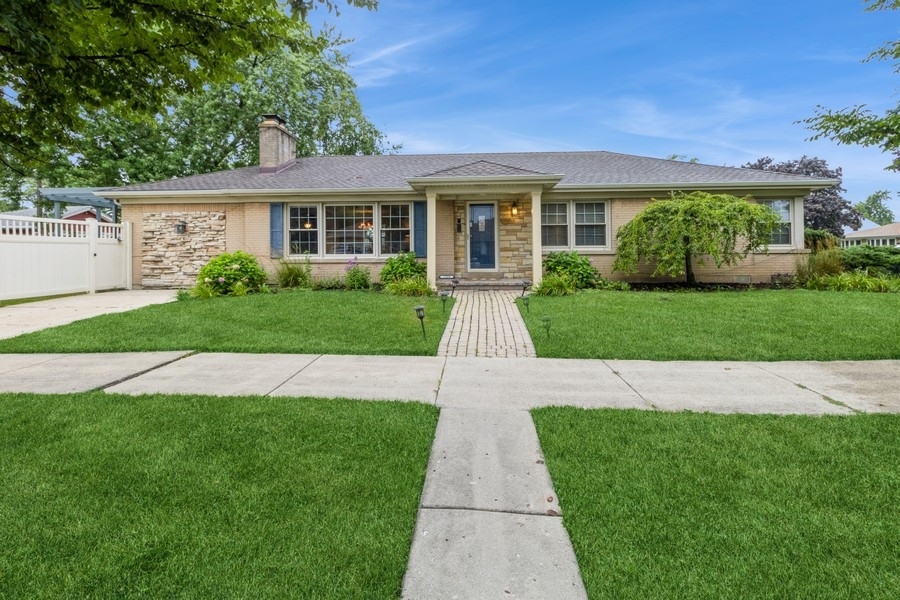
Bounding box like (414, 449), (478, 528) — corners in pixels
(218, 277), (225, 283)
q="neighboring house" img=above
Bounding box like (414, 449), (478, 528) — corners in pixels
(841, 222), (900, 248)
(97, 115), (837, 289)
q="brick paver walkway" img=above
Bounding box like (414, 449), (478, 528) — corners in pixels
(438, 290), (536, 358)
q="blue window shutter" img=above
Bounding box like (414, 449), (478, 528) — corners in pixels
(270, 203), (284, 258)
(413, 201), (426, 257)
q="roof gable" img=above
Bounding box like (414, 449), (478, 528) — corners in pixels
(420, 160), (548, 178)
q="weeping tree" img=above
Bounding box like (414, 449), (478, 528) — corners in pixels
(612, 191), (780, 285)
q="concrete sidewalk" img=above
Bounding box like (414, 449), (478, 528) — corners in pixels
(3, 352), (896, 414)
(0, 290), (176, 339)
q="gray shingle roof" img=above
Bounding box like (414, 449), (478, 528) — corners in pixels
(109, 151), (835, 193)
(845, 222), (900, 238)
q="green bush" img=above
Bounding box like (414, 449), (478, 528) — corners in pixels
(794, 248), (844, 285)
(805, 271), (900, 293)
(594, 276), (630, 291)
(344, 259), (372, 290)
(543, 251), (599, 289)
(382, 277), (434, 296)
(277, 254), (312, 288)
(804, 228), (839, 252)
(533, 273), (576, 296)
(194, 251), (268, 297)
(311, 276), (346, 291)
(380, 252), (426, 283)
(839, 245), (900, 276)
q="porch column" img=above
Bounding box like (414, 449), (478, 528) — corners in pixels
(426, 190), (438, 288)
(530, 189), (542, 285)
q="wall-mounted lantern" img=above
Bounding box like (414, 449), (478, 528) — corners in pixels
(511, 200), (519, 216)
(174, 220), (187, 235)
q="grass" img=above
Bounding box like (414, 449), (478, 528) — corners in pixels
(0, 292), (84, 307)
(518, 289), (900, 360)
(0, 392), (439, 599)
(532, 408), (900, 599)
(0, 290), (452, 355)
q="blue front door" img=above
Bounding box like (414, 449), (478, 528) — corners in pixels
(468, 204), (496, 270)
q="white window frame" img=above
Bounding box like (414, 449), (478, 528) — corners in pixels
(540, 200), (609, 250)
(762, 199), (793, 246)
(286, 202), (413, 258)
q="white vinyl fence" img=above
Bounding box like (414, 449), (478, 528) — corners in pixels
(0, 215), (132, 301)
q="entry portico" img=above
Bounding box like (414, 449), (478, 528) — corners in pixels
(408, 165), (563, 288)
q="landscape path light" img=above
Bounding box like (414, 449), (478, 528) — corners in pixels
(450, 278), (459, 297)
(522, 294), (530, 313)
(522, 279), (531, 297)
(440, 291), (449, 313)
(414, 305), (427, 340)
(541, 315), (551, 338)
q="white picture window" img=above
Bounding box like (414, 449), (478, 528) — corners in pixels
(540, 201), (607, 248)
(764, 200), (791, 245)
(287, 202), (413, 257)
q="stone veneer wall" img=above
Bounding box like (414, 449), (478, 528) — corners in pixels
(141, 211), (226, 288)
(452, 198), (532, 279)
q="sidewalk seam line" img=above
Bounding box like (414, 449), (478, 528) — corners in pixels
(266, 354), (324, 396)
(97, 350), (198, 392)
(751, 363), (862, 413)
(602, 360), (657, 410)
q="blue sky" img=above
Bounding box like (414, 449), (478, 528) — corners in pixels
(311, 0), (900, 220)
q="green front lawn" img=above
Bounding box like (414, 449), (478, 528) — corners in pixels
(0, 290), (452, 355)
(532, 408), (900, 599)
(0, 392), (438, 599)
(519, 289), (900, 360)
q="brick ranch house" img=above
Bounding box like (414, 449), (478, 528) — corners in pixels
(96, 115), (837, 289)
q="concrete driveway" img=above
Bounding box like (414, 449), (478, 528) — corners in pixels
(0, 290), (176, 340)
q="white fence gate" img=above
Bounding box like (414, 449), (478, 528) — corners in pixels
(0, 215), (132, 301)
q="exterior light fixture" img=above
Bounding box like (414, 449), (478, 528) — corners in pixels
(511, 201), (519, 216)
(450, 278), (459, 297)
(414, 305), (426, 340)
(522, 279), (532, 297)
(541, 315), (551, 338)
(174, 220), (187, 235)
(440, 291), (450, 313)
(522, 294), (530, 313)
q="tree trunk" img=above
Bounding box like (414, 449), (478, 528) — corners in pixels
(684, 247), (696, 286)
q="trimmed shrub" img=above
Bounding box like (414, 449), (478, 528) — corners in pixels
(839, 245), (900, 276)
(533, 273), (576, 296)
(194, 251), (268, 297)
(311, 276), (346, 291)
(382, 277), (434, 296)
(804, 228), (839, 252)
(543, 251), (599, 289)
(380, 251), (426, 283)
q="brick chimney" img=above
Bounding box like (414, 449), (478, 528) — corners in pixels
(259, 114), (297, 173)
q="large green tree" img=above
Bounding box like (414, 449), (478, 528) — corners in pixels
(612, 191), (780, 286)
(67, 28), (394, 187)
(803, 0), (900, 170)
(855, 190), (896, 225)
(0, 0), (376, 171)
